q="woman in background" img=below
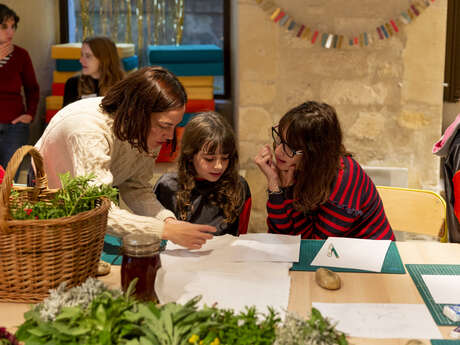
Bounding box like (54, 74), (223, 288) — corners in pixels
(63, 36), (124, 107)
(254, 101), (394, 240)
(155, 112), (251, 236)
(0, 3), (39, 172)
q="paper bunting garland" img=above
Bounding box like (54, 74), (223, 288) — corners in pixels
(255, 0), (435, 48)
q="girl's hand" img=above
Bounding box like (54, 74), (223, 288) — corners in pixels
(254, 144), (281, 191)
(12, 114), (32, 124)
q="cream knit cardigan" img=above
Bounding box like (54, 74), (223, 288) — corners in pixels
(35, 97), (175, 239)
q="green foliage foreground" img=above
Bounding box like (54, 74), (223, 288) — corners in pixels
(15, 279), (348, 345)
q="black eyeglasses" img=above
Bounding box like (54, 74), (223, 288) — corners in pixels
(271, 126), (303, 158)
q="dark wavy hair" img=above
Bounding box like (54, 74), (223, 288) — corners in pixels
(279, 101), (348, 213)
(100, 66), (187, 153)
(176, 111), (243, 223)
(79, 36), (124, 97)
(0, 4), (19, 28)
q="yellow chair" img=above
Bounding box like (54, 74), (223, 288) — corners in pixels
(376, 186), (448, 242)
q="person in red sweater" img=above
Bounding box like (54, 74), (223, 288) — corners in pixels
(0, 4), (39, 173)
(254, 101), (394, 241)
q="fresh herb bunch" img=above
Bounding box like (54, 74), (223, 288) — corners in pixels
(35, 277), (121, 322)
(274, 308), (348, 345)
(132, 296), (219, 345)
(10, 172), (118, 220)
(16, 280), (140, 345)
(0, 327), (19, 345)
(16, 278), (348, 345)
(16, 283), (217, 345)
(193, 306), (281, 345)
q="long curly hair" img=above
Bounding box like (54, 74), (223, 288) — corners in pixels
(279, 101), (348, 213)
(176, 111), (243, 223)
(79, 36), (124, 97)
(101, 66), (187, 153)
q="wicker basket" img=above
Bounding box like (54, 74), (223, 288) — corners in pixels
(0, 146), (110, 303)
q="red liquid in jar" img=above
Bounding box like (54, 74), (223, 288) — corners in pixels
(121, 254), (161, 302)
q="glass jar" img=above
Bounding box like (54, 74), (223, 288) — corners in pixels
(121, 233), (161, 302)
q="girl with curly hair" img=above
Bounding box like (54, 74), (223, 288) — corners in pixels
(155, 111), (251, 235)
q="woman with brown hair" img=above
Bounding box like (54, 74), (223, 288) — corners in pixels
(63, 36), (124, 107)
(36, 66), (216, 249)
(254, 101), (394, 240)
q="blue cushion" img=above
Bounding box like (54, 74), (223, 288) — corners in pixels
(122, 55), (138, 71)
(150, 62), (224, 76)
(55, 59), (81, 72)
(177, 113), (197, 127)
(148, 44), (223, 63)
(56, 56), (138, 73)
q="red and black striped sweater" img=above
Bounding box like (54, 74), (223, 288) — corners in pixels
(267, 155), (395, 240)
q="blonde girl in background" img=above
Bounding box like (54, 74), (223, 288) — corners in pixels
(63, 36), (124, 107)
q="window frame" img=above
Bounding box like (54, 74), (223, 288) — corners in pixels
(58, 0), (232, 100)
(444, 0), (460, 103)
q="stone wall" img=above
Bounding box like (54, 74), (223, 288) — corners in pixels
(236, 0), (448, 232)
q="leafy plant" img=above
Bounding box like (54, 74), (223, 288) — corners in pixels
(194, 306), (281, 345)
(9, 172), (118, 220)
(35, 277), (120, 322)
(16, 280), (141, 345)
(15, 278), (348, 345)
(273, 308), (348, 345)
(131, 296), (219, 345)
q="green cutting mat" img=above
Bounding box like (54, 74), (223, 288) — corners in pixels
(101, 234), (122, 265)
(406, 264), (460, 326)
(431, 341), (460, 345)
(290, 240), (405, 273)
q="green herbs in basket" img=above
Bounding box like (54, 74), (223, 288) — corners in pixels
(9, 173), (118, 220)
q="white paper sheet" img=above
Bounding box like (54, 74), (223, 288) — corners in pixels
(156, 234), (295, 317)
(312, 302), (442, 339)
(310, 237), (391, 272)
(214, 233), (301, 263)
(421, 275), (460, 304)
(156, 261), (292, 317)
(164, 233), (300, 264)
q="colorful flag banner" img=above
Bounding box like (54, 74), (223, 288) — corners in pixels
(255, 0), (435, 49)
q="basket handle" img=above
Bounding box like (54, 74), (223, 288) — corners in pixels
(0, 145), (49, 226)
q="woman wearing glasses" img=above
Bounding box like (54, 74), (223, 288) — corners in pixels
(254, 101), (394, 240)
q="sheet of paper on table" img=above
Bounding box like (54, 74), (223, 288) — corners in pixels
(421, 274), (460, 304)
(212, 233), (301, 263)
(156, 233), (297, 317)
(156, 261), (291, 318)
(312, 302), (442, 339)
(310, 237), (391, 272)
(163, 233), (301, 265)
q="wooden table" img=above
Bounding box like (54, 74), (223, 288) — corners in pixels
(1, 241), (459, 344)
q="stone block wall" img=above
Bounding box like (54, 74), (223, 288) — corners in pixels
(236, 0), (447, 233)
